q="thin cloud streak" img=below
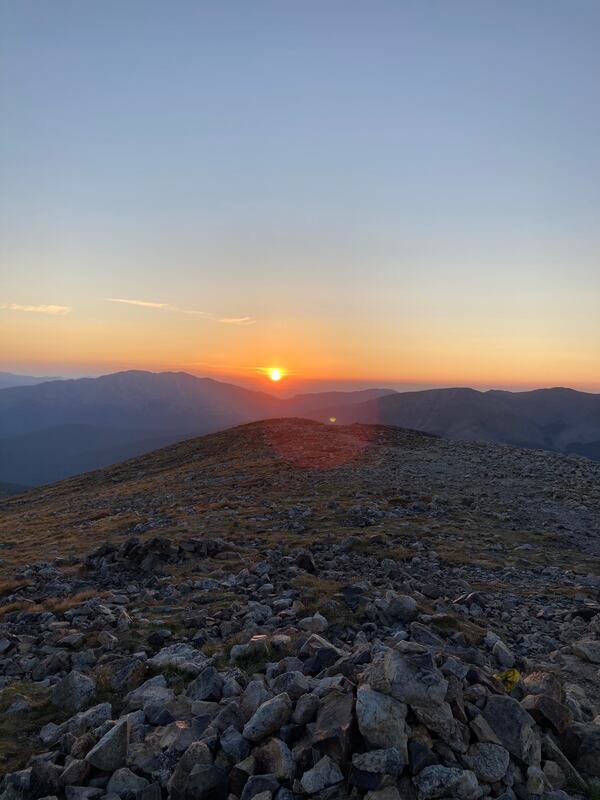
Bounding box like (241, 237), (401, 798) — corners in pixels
(105, 298), (255, 325)
(0, 303), (71, 315)
(106, 298), (169, 309)
(218, 316), (256, 325)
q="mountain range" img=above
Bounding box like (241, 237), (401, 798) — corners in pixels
(1, 370), (599, 488)
(0, 371), (62, 390)
(0, 371), (390, 486)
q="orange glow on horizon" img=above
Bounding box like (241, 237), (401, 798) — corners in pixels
(2, 304), (600, 394)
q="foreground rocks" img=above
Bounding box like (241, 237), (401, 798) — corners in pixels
(1, 540), (600, 800)
(0, 421), (600, 798)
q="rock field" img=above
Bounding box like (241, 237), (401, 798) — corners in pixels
(0, 419), (599, 800)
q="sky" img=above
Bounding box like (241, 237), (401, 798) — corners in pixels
(1, 1), (600, 394)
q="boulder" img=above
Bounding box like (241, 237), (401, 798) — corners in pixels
(520, 694), (572, 735)
(168, 741), (228, 800)
(255, 738), (295, 780)
(356, 684), (408, 754)
(462, 743), (510, 783)
(106, 768), (149, 800)
(413, 765), (482, 800)
(51, 671), (96, 714)
(299, 755), (343, 794)
(311, 689), (355, 762)
(481, 695), (540, 765)
(85, 718), (129, 772)
(242, 693), (292, 742)
(148, 643), (208, 675)
(185, 666), (223, 702)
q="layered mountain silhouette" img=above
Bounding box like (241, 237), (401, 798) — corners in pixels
(307, 386), (600, 461)
(1, 370), (599, 487)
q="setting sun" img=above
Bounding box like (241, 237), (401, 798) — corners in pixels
(269, 368), (283, 382)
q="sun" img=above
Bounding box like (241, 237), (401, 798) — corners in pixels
(269, 368), (283, 382)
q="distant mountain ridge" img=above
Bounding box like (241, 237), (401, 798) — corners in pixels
(0, 371), (393, 485)
(0, 371), (62, 390)
(306, 385), (600, 460)
(1, 370), (599, 487)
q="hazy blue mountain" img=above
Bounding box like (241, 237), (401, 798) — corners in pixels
(0, 371), (62, 390)
(0, 371), (394, 485)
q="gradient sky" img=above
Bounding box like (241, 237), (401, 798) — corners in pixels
(1, 1), (600, 393)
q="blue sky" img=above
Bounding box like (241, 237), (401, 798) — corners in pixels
(1, 1), (599, 391)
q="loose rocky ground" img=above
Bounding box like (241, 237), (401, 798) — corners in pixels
(0, 419), (599, 800)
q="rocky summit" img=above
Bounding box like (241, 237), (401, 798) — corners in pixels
(0, 419), (600, 800)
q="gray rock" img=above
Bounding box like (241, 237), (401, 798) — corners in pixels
(365, 648), (448, 706)
(65, 789), (103, 800)
(462, 742), (510, 783)
(168, 741), (227, 800)
(356, 684), (408, 754)
(51, 671), (96, 714)
(240, 775), (280, 800)
(255, 737), (295, 780)
(185, 666), (223, 702)
(85, 718), (129, 772)
(572, 639), (600, 664)
(311, 688), (355, 763)
(125, 675), (174, 710)
(352, 747), (404, 776)
(220, 725), (251, 763)
(383, 592), (418, 623)
(240, 680), (271, 721)
(575, 724), (600, 776)
(482, 696), (540, 766)
(300, 755), (343, 794)
(292, 692), (319, 725)
(413, 765), (482, 800)
(107, 768), (149, 800)
(492, 640), (515, 669)
(242, 693), (292, 742)
(148, 643), (208, 675)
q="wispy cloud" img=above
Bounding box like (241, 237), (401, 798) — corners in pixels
(106, 298), (169, 309)
(105, 298), (255, 325)
(0, 303), (71, 315)
(218, 316), (256, 326)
